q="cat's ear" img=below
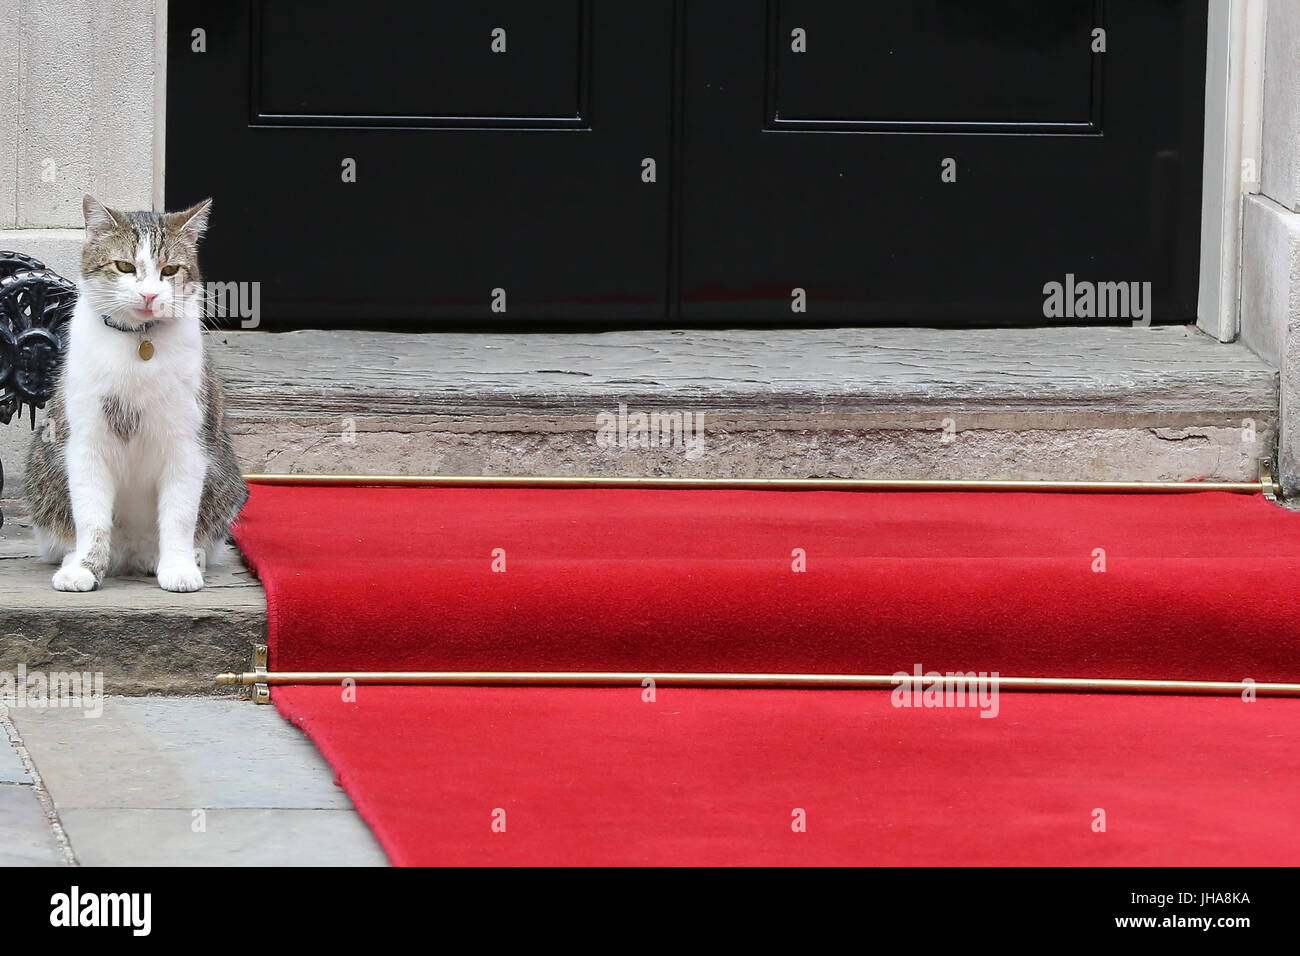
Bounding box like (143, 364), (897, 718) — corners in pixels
(168, 198), (213, 245)
(83, 194), (122, 240)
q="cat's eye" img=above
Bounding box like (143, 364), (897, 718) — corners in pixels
(112, 260), (135, 273)
(160, 264), (181, 277)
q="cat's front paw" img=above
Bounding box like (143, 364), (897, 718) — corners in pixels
(157, 560), (204, 592)
(52, 564), (99, 592)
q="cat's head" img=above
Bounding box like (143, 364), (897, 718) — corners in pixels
(80, 195), (212, 329)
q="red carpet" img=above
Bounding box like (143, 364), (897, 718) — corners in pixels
(274, 686), (1300, 866)
(232, 486), (1300, 865)
(234, 486), (1300, 680)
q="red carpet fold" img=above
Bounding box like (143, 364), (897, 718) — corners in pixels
(235, 486), (1300, 680)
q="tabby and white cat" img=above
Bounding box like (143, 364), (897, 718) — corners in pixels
(26, 195), (247, 592)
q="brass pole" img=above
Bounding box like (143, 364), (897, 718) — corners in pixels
(243, 474), (1273, 495)
(213, 671), (1300, 697)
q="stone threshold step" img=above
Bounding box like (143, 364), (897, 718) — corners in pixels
(0, 515), (264, 696)
(214, 324), (1277, 483)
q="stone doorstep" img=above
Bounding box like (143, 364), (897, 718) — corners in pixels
(0, 513), (264, 696)
(0, 323), (1281, 696)
(213, 325), (1279, 483)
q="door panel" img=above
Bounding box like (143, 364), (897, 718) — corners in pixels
(255, 2), (585, 124)
(679, 0), (1208, 324)
(167, 1), (673, 325)
(771, 0), (1098, 129)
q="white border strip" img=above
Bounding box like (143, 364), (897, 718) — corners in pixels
(1198, 0), (1268, 342)
(152, 0), (167, 212)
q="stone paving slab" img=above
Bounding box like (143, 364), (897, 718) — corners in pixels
(9, 699), (357, 810)
(59, 808), (386, 867)
(0, 730), (31, 784)
(7, 698), (387, 866)
(0, 783), (64, 866)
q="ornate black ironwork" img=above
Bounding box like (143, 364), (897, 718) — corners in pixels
(0, 252), (76, 529)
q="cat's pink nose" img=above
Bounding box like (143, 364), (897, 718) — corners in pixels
(141, 293), (158, 308)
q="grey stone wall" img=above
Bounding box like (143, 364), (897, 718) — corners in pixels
(0, 1), (158, 257)
(1241, 1), (1300, 493)
(0, 1), (160, 501)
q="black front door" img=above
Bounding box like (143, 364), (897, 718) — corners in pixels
(166, 1), (1208, 327)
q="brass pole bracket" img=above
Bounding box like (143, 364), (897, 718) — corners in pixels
(251, 644), (270, 705)
(1260, 456), (1282, 503)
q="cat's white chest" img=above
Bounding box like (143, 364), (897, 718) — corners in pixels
(61, 299), (205, 485)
